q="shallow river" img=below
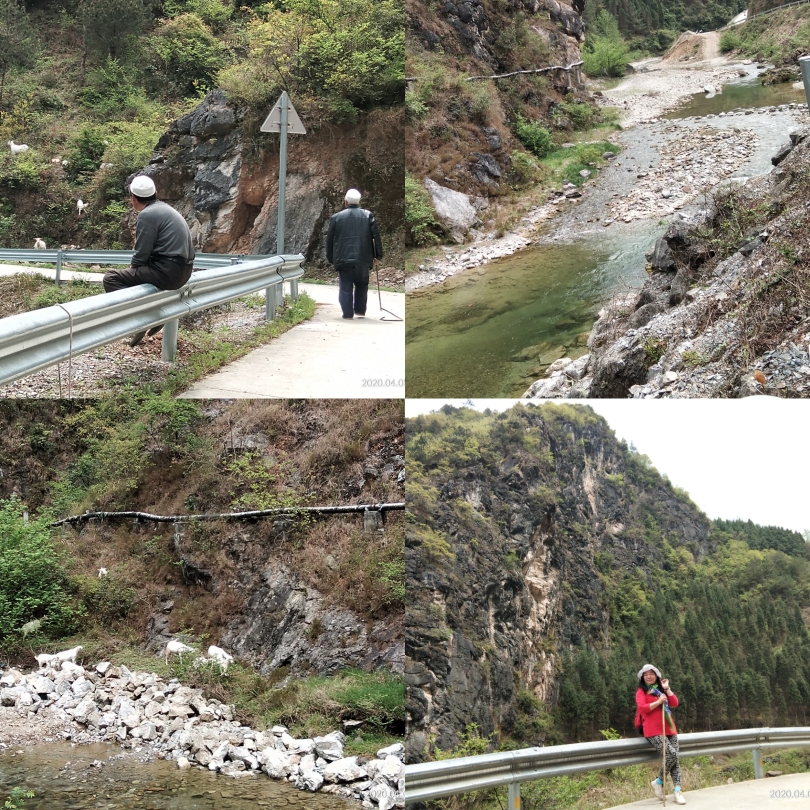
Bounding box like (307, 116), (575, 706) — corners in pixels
(406, 70), (807, 397)
(0, 744), (352, 809)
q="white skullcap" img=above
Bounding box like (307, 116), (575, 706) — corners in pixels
(130, 175), (156, 197)
(344, 188), (362, 204)
(638, 664), (662, 680)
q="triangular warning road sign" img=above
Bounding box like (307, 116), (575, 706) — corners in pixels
(260, 92), (307, 135)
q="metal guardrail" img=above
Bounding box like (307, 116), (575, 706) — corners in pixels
(0, 249), (305, 387)
(405, 727), (810, 807)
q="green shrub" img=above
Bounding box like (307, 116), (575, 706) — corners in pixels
(514, 113), (552, 158)
(65, 125), (107, 179)
(81, 58), (150, 120)
(509, 150), (540, 187)
(81, 575), (135, 623)
(163, 0), (233, 33)
(405, 86), (428, 121)
(0, 499), (81, 641)
(150, 13), (226, 97)
(720, 30), (742, 53)
(405, 173), (442, 246)
(583, 37), (630, 77)
(554, 101), (597, 131)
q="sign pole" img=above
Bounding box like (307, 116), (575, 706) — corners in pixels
(260, 91), (305, 321)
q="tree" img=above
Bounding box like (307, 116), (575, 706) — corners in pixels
(78, 0), (151, 63)
(150, 13), (225, 96)
(0, 0), (36, 107)
(0, 499), (80, 640)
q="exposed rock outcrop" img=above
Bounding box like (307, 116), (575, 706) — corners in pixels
(127, 92), (403, 265)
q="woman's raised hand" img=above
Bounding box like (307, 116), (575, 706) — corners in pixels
(661, 678), (670, 691)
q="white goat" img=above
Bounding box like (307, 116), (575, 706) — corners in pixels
(50, 157), (62, 165)
(207, 645), (234, 673)
(165, 639), (194, 666)
(33, 238), (46, 250)
(97, 567), (108, 577)
(8, 141), (29, 155)
(35, 653), (56, 669)
(54, 645), (83, 665)
(76, 199), (88, 216)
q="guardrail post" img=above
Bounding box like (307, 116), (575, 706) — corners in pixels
(753, 747), (764, 779)
(289, 278), (299, 301)
(161, 319), (179, 362)
(508, 782), (520, 809)
(265, 283), (277, 321)
(56, 250), (63, 287)
(800, 56), (810, 110)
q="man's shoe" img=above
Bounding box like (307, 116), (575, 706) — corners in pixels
(355, 312), (366, 318)
(674, 789), (686, 805)
(651, 780), (664, 800)
(342, 315), (353, 319)
(128, 330), (147, 347)
(146, 323), (164, 337)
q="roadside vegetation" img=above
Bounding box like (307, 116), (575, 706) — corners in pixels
(719, 5), (810, 62)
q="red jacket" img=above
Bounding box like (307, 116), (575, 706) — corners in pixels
(636, 687), (679, 736)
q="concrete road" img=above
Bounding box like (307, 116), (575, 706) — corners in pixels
(0, 263), (104, 283)
(609, 772), (810, 809)
(178, 282), (404, 399)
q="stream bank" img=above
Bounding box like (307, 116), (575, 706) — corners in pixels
(0, 660), (404, 809)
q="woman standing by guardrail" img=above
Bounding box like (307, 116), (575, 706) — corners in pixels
(636, 663), (686, 805)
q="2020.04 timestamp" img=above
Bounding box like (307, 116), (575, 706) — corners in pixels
(361, 379), (404, 387)
(770, 790), (810, 799)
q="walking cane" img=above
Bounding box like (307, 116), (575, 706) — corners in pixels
(374, 263), (402, 321)
(661, 700), (667, 807)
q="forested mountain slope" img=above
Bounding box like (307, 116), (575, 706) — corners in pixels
(405, 404), (810, 762)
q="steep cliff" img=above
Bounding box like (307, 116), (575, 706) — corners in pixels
(405, 404), (712, 760)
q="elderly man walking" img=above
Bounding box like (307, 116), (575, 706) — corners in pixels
(103, 175), (195, 346)
(325, 188), (383, 319)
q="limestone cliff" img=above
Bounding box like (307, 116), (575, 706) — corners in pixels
(405, 404), (711, 761)
(122, 91), (404, 268)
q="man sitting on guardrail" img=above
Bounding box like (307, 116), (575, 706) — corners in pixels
(326, 188), (383, 319)
(102, 175), (195, 347)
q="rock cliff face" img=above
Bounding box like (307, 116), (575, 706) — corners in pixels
(405, 405), (712, 761)
(124, 91), (403, 265)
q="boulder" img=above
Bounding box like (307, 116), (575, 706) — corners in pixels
(424, 178), (479, 243)
(322, 756), (368, 783)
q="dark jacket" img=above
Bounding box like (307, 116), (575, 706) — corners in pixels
(132, 200), (195, 268)
(326, 205), (383, 270)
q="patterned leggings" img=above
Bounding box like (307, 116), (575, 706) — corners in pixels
(647, 734), (682, 787)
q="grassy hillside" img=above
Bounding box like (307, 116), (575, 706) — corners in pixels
(0, 0), (404, 253)
(0, 398), (405, 749)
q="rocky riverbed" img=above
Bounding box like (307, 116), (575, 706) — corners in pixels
(406, 54), (755, 293)
(0, 661), (404, 809)
(524, 126), (810, 398)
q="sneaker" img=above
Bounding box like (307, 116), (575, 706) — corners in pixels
(355, 312), (366, 318)
(128, 330), (147, 347)
(341, 315), (353, 319)
(146, 323), (164, 337)
(651, 780), (664, 800)
(674, 789), (686, 805)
